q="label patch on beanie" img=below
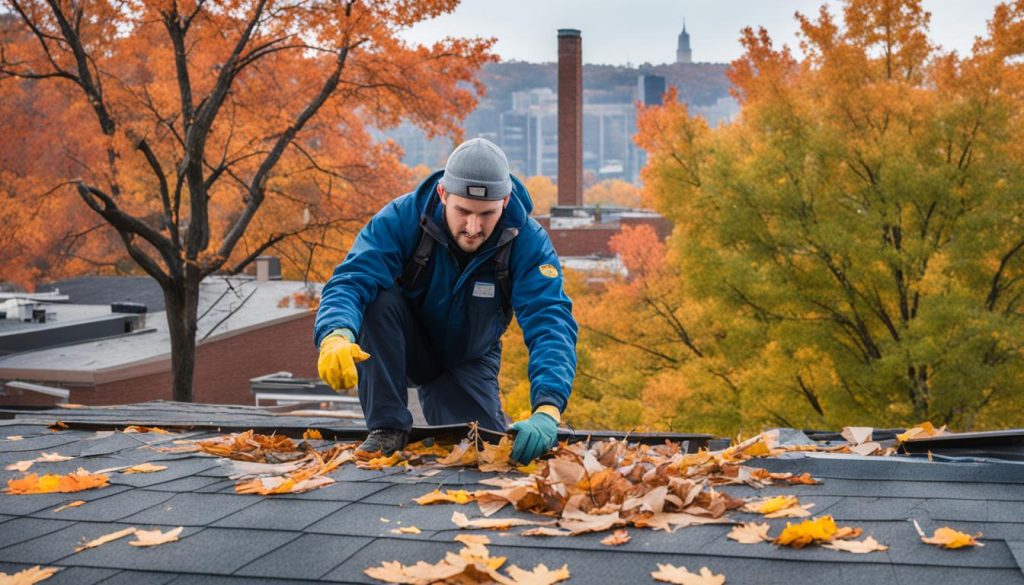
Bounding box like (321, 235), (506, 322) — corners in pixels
(539, 264), (558, 278)
(468, 186), (487, 197)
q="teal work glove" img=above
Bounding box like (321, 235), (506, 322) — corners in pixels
(509, 405), (560, 464)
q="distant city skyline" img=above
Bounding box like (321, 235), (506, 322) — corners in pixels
(400, 1), (1003, 66)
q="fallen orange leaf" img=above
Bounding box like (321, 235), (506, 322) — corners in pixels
(601, 529), (631, 546)
(6, 468), (109, 495)
(197, 430), (297, 462)
(454, 534), (490, 546)
(478, 436), (514, 473)
(919, 525), (984, 549)
(0, 565), (60, 584)
(502, 563), (571, 584)
(520, 527), (573, 537)
(38, 453), (73, 462)
(783, 472), (820, 485)
(53, 500), (86, 513)
(822, 536), (889, 553)
(390, 526), (422, 535)
(452, 511), (557, 531)
(727, 522), (771, 544)
(5, 460), (35, 472)
(897, 421), (946, 443)
(122, 463), (168, 474)
(651, 563), (725, 585)
(129, 526), (183, 547)
(75, 527), (137, 552)
(6, 453), (74, 473)
(49, 421), (69, 431)
(303, 429), (323, 440)
(124, 425), (172, 434)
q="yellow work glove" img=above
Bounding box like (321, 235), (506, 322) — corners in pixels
(317, 330), (371, 391)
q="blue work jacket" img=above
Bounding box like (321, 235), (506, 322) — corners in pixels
(314, 171), (578, 412)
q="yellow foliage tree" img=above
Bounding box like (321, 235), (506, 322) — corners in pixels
(629, 0), (1024, 432)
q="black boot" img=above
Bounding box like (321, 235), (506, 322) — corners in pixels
(355, 428), (409, 460)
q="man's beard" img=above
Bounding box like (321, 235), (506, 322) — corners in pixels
(457, 231), (485, 251)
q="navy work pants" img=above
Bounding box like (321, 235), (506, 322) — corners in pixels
(356, 288), (508, 433)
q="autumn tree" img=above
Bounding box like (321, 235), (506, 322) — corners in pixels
(522, 175), (556, 215)
(0, 0), (494, 401)
(584, 179), (641, 208)
(635, 0), (1024, 431)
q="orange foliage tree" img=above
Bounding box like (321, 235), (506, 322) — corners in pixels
(629, 0), (1024, 433)
(584, 179), (641, 208)
(0, 0), (494, 401)
(522, 175), (556, 215)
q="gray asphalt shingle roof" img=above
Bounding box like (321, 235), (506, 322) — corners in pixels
(1, 401), (1023, 584)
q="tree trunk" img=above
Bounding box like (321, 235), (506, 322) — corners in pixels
(163, 273), (201, 403)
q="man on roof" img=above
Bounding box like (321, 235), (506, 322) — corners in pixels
(314, 138), (578, 464)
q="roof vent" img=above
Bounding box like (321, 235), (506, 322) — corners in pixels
(256, 256), (282, 281)
(111, 302), (147, 314)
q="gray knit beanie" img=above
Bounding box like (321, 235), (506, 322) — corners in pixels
(441, 138), (512, 200)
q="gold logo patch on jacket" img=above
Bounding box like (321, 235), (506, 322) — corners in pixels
(539, 264), (558, 278)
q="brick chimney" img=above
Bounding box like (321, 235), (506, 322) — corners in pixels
(558, 29), (583, 208)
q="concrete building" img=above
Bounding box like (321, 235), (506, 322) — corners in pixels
(0, 272), (320, 407)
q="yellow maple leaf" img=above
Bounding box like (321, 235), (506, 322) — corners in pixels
(651, 563), (725, 585)
(303, 429), (323, 440)
(921, 527), (984, 549)
(357, 451), (406, 470)
(896, 421), (945, 442)
(406, 440), (451, 457)
(774, 515), (838, 548)
(414, 489), (475, 505)
(743, 495), (798, 515)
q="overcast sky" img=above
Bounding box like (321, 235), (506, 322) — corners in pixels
(400, 1), (1003, 66)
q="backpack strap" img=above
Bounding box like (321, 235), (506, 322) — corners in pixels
(397, 194), (441, 291)
(397, 224), (435, 290)
(492, 240), (514, 327)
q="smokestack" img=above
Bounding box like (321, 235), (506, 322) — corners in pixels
(557, 29), (583, 208)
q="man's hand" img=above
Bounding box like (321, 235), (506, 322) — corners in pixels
(509, 406), (559, 464)
(317, 332), (371, 391)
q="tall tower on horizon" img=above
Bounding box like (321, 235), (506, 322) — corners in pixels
(676, 20), (692, 64)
